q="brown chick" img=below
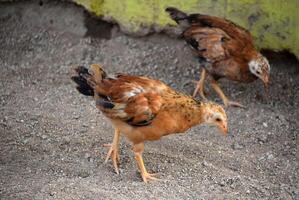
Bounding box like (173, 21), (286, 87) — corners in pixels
(71, 64), (228, 183)
(166, 7), (270, 108)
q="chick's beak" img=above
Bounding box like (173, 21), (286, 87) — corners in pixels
(219, 123), (228, 135)
(261, 72), (270, 96)
(261, 71), (270, 89)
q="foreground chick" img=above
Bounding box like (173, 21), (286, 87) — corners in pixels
(166, 7), (270, 107)
(71, 64), (228, 183)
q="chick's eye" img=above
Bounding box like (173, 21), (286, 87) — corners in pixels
(216, 118), (221, 122)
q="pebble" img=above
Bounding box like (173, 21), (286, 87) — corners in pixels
(258, 135), (268, 144)
(49, 191), (55, 196)
(263, 122), (268, 127)
(41, 135), (47, 140)
(73, 115), (80, 120)
(64, 137), (71, 143)
(232, 143), (245, 150)
(84, 153), (91, 159)
(78, 170), (90, 178)
(202, 160), (212, 167)
(266, 153), (274, 160)
(219, 181), (225, 187)
(173, 58), (178, 64)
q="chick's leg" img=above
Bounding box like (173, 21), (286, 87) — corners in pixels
(133, 143), (158, 183)
(210, 79), (245, 108)
(104, 128), (120, 174)
(193, 68), (207, 99)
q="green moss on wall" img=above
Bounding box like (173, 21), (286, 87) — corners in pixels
(74, 0), (299, 58)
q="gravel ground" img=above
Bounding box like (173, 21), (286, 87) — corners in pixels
(0, 1), (298, 200)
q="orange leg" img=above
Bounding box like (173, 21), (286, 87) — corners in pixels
(210, 79), (245, 108)
(103, 128), (120, 174)
(133, 143), (159, 183)
(193, 68), (207, 100)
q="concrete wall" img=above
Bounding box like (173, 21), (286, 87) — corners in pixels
(73, 0), (299, 58)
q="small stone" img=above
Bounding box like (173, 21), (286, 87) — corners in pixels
(41, 135), (47, 140)
(292, 188), (299, 200)
(266, 153), (274, 160)
(202, 160), (211, 167)
(257, 135), (268, 144)
(84, 153), (91, 159)
(0, 122), (7, 127)
(30, 130), (36, 135)
(22, 138), (29, 144)
(78, 170), (90, 178)
(80, 127), (88, 133)
(263, 122), (268, 127)
(64, 137), (71, 143)
(232, 143), (245, 150)
(219, 181), (225, 187)
(73, 115), (80, 120)
(49, 192), (55, 196)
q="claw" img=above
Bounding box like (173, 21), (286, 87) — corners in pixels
(104, 143), (120, 174)
(225, 101), (246, 108)
(103, 129), (121, 174)
(210, 79), (246, 108)
(133, 144), (160, 183)
(141, 172), (160, 183)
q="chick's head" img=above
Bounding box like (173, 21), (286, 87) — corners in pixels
(202, 102), (228, 135)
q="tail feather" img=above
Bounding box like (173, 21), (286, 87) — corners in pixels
(71, 64), (107, 96)
(165, 7), (189, 27)
(71, 75), (94, 96)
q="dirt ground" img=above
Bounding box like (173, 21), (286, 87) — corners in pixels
(0, 1), (298, 200)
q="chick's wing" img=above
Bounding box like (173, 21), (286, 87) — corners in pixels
(95, 75), (166, 126)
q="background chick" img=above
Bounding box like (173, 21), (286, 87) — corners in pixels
(166, 7), (270, 108)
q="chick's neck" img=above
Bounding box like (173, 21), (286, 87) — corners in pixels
(174, 97), (205, 128)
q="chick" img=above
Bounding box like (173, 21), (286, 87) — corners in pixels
(71, 64), (228, 182)
(166, 7), (270, 107)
